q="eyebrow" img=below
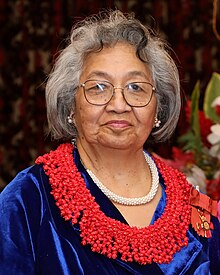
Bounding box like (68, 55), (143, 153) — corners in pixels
(86, 70), (150, 80)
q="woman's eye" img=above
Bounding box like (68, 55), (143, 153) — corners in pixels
(89, 83), (106, 91)
(96, 83), (106, 91)
(87, 83), (108, 95)
(88, 83), (105, 91)
(127, 83), (141, 91)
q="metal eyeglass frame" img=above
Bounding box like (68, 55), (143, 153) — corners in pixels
(79, 79), (156, 107)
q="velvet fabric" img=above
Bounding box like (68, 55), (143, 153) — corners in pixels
(0, 148), (220, 274)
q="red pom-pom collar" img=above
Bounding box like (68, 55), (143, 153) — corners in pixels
(36, 143), (217, 265)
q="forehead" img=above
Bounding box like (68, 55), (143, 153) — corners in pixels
(80, 42), (152, 81)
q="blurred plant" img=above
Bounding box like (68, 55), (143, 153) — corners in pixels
(159, 73), (220, 200)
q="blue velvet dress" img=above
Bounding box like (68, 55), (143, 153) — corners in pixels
(0, 148), (220, 274)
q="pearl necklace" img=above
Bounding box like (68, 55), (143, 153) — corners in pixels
(85, 151), (159, 206)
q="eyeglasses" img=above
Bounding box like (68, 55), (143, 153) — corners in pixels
(80, 80), (156, 107)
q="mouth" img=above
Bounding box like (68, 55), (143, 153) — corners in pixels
(105, 120), (132, 129)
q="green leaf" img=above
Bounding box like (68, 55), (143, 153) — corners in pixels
(204, 72), (220, 123)
(177, 81), (202, 155)
(190, 81), (202, 153)
(178, 131), (198, 152)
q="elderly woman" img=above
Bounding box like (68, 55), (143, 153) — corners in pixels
(0, 10), (219, 275)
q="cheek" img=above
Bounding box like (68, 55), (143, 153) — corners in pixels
(141, 117), (155, 133)
(74, 104), (101, 133)
(75, 106), (89, 129)
(140, 100), (157, 127)
(74, 94), (89, 126)
(135, 107), (156, 128)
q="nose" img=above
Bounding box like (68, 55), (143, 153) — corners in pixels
(105, 87), (132, 113)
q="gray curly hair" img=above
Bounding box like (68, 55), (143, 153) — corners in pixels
(46, 10), (181, 142)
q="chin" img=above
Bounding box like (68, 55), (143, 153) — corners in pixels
(98, 137), (139, 150)
(106, 144), (131, 150)
(96, 131), (146, 150)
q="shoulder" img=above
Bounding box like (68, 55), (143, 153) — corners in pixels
(0, 164), (48, 212)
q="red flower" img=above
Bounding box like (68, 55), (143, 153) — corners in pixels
(172, 147), (195, 166)
(215, 105), (220, 116)
(185, 100), (213, 147)
(153, 147), (195, 171)
(198, 111), (213, 147)
(185, 100), (191, 123)
(206, 176), (220, 201)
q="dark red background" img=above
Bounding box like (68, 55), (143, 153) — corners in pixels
(0, 0), (220, 189)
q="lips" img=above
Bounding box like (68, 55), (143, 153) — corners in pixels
(105, 120), (131, 128)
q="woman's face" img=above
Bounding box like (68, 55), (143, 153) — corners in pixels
(74, 42), (157, 151)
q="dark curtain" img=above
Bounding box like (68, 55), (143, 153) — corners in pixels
(0, 0), (219, 189)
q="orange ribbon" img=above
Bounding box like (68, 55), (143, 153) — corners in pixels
(189, 187), (218, 238)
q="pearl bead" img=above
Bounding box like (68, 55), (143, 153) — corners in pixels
(85, 152), (159, 205)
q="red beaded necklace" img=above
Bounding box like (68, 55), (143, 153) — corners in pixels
(36, 143), (191, 265)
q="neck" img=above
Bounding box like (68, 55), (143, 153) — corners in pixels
(76, 139), (151, 195)
(77, 138), (146, 171)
